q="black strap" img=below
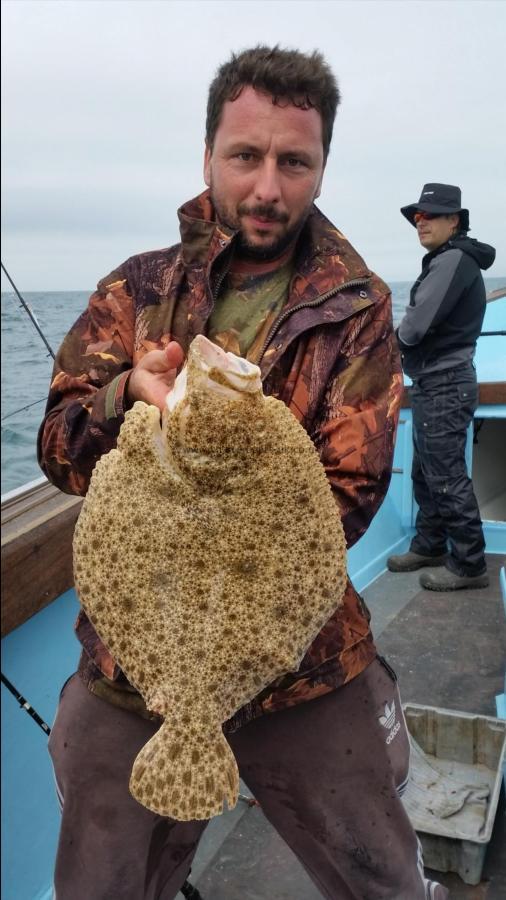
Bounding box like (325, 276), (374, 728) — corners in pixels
(181, 879), (204, 899)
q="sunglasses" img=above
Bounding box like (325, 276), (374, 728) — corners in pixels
(414, 211), (444, 223)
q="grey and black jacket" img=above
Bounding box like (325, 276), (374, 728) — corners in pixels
(396, 235), (496, 378)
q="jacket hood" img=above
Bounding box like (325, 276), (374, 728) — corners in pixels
(449, 235), (496, 270)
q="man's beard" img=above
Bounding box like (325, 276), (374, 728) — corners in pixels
(212, 196), (311, 261)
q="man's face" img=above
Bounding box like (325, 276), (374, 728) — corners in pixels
(204, 86), (325, 260)
(415, 213), (460, 252)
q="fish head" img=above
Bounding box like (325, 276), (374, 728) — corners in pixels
(166, 335), (262, 412)
(164, 336), (265, 474)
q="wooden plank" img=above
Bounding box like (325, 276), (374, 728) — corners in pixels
(401, 381), (506, 409)
(1, 487), (83, 637)
(486, 286), (506, 303)
(1, 480), (69, 526)
(478, 381), (506, 405)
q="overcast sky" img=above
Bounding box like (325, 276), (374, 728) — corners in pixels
(1, 0), (505, 291)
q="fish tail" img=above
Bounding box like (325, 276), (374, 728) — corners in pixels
(129, 722), (239, 821)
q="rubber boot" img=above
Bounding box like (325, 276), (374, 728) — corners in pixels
(387, 551), (448, 573)
(420, 568), (489, 592)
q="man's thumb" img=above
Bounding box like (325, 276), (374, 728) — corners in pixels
(165, 341), (185, 371)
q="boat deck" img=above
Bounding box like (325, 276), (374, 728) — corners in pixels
(178, 555), (506, 900)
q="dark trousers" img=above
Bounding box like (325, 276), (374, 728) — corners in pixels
(48, 661), (448, 900)
(409, 362), (486, 575)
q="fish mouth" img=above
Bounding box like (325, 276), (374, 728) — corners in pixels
(194, 337), (234, 371)
(192, 336), (258, 376)
(190, 336), (262, 393)
(166, 336), (262, 412)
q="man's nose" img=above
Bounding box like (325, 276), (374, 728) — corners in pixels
(254, 160), (281, 204)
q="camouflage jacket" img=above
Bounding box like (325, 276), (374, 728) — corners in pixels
(38, 190), (403, 730)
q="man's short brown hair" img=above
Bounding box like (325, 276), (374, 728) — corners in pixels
(206, 45), (340, 161)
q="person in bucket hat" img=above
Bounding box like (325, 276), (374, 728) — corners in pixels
(400, 182), (470, 233)
(387, 183), (496, 590)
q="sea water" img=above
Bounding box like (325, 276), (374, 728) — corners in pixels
(1, 278), (505, 494)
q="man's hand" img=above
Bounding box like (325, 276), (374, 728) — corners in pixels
(127, 341), (185, 412)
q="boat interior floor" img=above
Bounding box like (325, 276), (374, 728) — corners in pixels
(374, 552), (505, 717)
(177, 554), (506, 900)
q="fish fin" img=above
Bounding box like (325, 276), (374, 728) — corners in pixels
(129, 722), (239, 821)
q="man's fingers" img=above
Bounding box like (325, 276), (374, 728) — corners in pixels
(164, 341), (185, 371)
(139, 345), (182, 374)
(127, 342), (185, 407)
(139, 343), (184, 373)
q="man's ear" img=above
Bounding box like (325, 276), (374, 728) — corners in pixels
(450, 213), (461, 235)
(314, 163), (326, 201)
(204, 143), (212, 187)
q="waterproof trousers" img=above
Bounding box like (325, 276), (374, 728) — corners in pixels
(49, 659), (448, 900)
(409, 362), (486, 576)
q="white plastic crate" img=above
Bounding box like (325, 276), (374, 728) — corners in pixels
(402, 703), (506, 885)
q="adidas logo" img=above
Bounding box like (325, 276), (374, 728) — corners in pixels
(379, 701), (400, 744)
(379, 701), (396, 729)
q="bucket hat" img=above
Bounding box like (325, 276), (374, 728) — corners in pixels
(401, 183), (469, 231)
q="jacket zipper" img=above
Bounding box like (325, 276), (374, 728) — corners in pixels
(212, 259), (231, 302)
(258, 275), (371, 361)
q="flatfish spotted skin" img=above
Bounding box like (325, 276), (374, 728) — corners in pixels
(73, 335), (347, 821)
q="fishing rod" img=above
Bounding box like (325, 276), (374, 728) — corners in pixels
(1, 672), (51, 735)
(1, 397), (48, 422)
(1, 261), (56, 359)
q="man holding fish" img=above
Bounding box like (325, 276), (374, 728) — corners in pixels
(39, 46), (448, 900)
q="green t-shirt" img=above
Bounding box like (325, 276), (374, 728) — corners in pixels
(207, 261), (292, 364)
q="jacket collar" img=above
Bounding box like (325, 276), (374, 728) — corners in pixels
(177, 189), (371, 303)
